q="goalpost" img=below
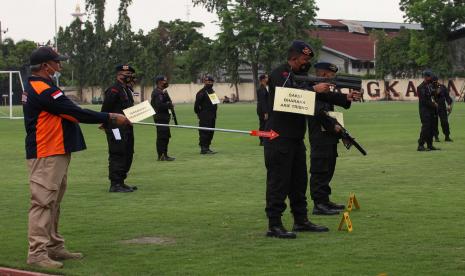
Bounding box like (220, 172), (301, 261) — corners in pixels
(0, 71), (25, 119)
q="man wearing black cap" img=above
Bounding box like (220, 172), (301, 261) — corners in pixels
(151, 75), (175, 161)
(23, 47), (130, 268)
(432, 76), (453, 142)
(264, 41), (357, 239)
(308, 62), (358, 216)
(101, 64), (138, 192)
(417, 70), (439, 151)
(256, 74), (269, 146)
(194, 75), (218, 154)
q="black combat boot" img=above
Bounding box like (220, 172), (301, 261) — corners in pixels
(292, 218), (329, 232)
(109, 183), (133, 193)
(312, 202), (340, 215)
(445, 136), (453, 142)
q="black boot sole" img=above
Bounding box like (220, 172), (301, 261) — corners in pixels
(266, 232), (297, 239)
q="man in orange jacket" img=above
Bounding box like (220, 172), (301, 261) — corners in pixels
(23, 46), (130, 269)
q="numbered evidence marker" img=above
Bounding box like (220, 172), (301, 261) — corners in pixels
(337, 211), (353, 232)
(346, 192), (360, 212)
(273, 87), (315, 116)
(123, 100), (156, 123)
(321, 111), (344, 131)
(208, 92), (221, 105)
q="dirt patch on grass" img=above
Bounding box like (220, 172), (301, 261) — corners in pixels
(121, 236), (176, 245)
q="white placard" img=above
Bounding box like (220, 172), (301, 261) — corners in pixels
(208, 93), (220, 105)
(112, 128), (122, 140)
(273, 87), (315, 116)
(123, 100), (156, 123)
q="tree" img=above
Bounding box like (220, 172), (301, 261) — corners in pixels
(193, 0), (319, 91)
(399, 0), (465, 76)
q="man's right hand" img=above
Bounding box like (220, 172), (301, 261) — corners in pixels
(109, 113), (132, 126)
(334, 124), (342, 133)
(312, 83), (332, 93)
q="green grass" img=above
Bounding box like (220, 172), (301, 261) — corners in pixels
(1, 102), (465, 275)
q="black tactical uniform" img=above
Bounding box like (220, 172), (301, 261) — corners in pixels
(151, 76), (175, 161)
(256, 81), (269, 145)
(101, 65), (136, 192)
(434, 82), (453, 141)
(417, 78), (438, 151)
(264, 42), (351, 238)
(194, 78), (218, 154)
(309, 97), (351, 213)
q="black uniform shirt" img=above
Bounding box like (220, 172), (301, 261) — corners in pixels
(101, 82), (134, 114)
(436, 84), (452, 110)
(256, 85), (269, 115)
(194, 86), (218, 116)
(151, 87), (172, 119)
(266, 63), (350, 140)
(417, 82), (436, 113)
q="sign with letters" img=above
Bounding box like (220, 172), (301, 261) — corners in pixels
(123, 100), (156, 123)
(273, 87), (315, 116)
(208, 93), (220, 105)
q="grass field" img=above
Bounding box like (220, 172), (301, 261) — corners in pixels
(1, 102), (465, 276)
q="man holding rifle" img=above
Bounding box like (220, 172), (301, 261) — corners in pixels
(151, 75), (176, 161)
(264, 41), (359, 239)
(308, 62), (360, 216)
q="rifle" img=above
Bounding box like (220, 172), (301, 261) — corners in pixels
(293, 74), (362, 90)
(339, 125), (367, 155)
(170, 106), (178, 125)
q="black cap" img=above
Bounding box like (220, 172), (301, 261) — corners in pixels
(204, 75), (214, 81)
(422, 69), (433, 77)
(115, 64), (135, 73)
(155, 75), (167, 83)
(314, 62), (338, 73)
(30, 46), (68, 65)
(289, 40), (314, 58)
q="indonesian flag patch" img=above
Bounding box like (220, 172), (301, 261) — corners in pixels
(51, 90), (63, 99)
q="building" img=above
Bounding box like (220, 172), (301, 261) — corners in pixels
(448, 27), (465, 73)
(310, 19), (423, 75)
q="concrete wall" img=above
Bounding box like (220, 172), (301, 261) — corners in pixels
(66, 83), (256, 104)
(67, 78), (465, 104)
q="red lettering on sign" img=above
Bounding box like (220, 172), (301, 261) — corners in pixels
(384, 81), (400, 98)
(367, 82), (380, 97)
(405, 81), (417, 97)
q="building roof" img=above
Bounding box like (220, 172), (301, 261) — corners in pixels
(314, 19), (423, 31)
(310, 30), (375, 61)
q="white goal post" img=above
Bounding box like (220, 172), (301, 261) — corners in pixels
(0, 70), (25, 119)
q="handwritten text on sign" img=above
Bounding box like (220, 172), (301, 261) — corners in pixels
(123, 100), (156, 123)
(273, 87), (315, 116)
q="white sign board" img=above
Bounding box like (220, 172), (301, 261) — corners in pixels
(273, 87), (315, 116)
(123, 100), (156, 123)
(208, 93), (221, 105)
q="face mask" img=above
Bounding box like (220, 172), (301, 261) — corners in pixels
(205, 84), (213, 89)
(163, 83), (169, 89)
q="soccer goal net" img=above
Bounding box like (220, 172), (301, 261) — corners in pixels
(0, 71), (25, 119)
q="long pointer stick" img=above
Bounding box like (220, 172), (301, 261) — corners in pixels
(133, 122), (279, 140)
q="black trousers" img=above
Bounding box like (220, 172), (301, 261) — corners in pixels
(418, 112), (434, 147)
(310, 144), (337, 203)
(264, 138), (308, 226)
(438, 108), (450, 136)
(257, 113), (266, 142)
(198, 115), (216, 148)
(155, 116), (171, 156)
(433, 110), (439, 138)
(105, 127), (134, 186)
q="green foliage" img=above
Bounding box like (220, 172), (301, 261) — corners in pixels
(194, 0), (319, 90)
(398, 0), (465, 76)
